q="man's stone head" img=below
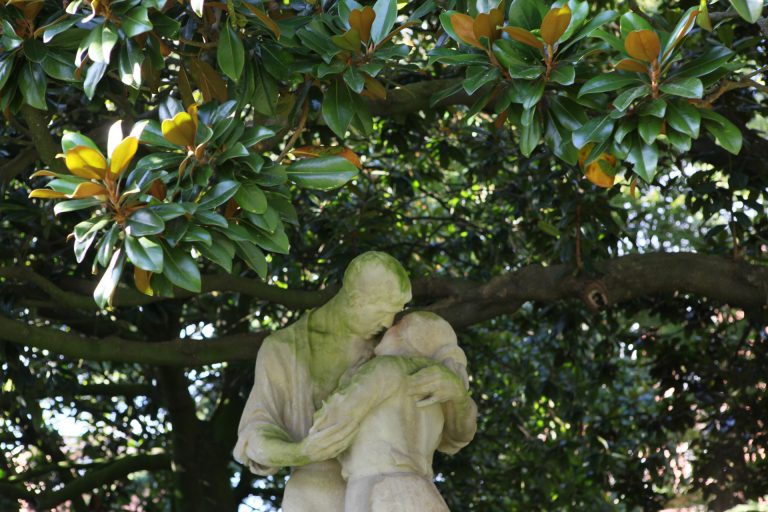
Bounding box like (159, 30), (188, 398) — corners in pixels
(339, 252), (412, 338)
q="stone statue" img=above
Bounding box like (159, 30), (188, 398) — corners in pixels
(310, 311), (477, 511)
(234, 252), (477, 511)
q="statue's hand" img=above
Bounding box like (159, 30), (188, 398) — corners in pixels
(300, 417), (358, 462)
(408, 365), (468, 407)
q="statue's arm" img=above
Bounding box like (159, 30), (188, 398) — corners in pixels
(407, 362), (478, 454)
(438, 391), (478, 454)
(233, 340), (310, 474)
(309, 356), (404, 437)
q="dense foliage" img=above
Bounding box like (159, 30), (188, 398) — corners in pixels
(0, 0), (767, 510)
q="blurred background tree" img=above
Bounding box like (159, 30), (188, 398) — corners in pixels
(0, 0), (767, 510)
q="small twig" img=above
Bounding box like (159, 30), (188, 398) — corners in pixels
(278, 97), (310, 161)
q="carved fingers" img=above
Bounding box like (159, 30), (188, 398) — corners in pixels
(301, 419), (359, 462)
(408, 365), (468, 407)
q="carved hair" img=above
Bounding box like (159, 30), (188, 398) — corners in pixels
(342, 251), (412, 305)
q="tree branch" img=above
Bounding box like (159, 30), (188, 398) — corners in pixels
(20, 452), (172, 510)
(18, 106), (64, 173)
(1, 252), (766, 364)
(428, 253), (768, 328)
(0, 316), (268, 365)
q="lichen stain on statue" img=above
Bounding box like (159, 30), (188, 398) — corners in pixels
(234, 252), (478, 511)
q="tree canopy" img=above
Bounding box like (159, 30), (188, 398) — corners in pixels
(0, 0), (767, 510)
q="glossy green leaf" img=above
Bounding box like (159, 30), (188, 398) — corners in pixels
(194, 210), (229, 229)
(666, 101), (701, 138)
(96, 224), (119, 267)
(613, 85), (650, 111)
(507, 64), (545, 80)
(519, 116), (542, 157)
(197, 233), (235, 272)
(701, 110), (742, 154)
(94, 248), (126, 307)
(125, 236), (164, 273)
(126, 209), (165, 237)
(250, 225), (290, 254)
(54, 198), (102, 215)
(42, 51), (77, 81)
(638, 115), (663, 144)
(628, 138), (659, 182)
(371, 0), (397, 44)
(572, 116), (615, 149)
(507, 0), (545, 30)
(123, 6), (153, 37)
(578, 74), (642, 96)
(463, 66), (501, 95)
(0, 55), (13, 91)
(162, 245), (201, 292)
(20, 64), (47, 110)
(322, 81), (354, 138)
(659, 77), (703, 99)
(89, 24), (118, 63)
(343, 67), (365, 93)
(637, 98), (666, 118)
(287, 156), (359, 190)
(218, 23), (245, 82)
(197, 180), (240, 210)
(183, 226), (213, 246)
(23, 40), (48, 63)
(729, 0), (763, 23)
(549, 64), (575, 86)
(235, 241), (268, 278)
(84, 62), (108, 100)
(235, 183), (268, 214)
(673, 46), (734, 78)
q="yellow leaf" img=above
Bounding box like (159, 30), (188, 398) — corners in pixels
(501, 26), (544, 52)
(473, 10), (502, 44)
(30, 170), (58, 178)
(29, 189), (67, 199)
(70, 182), (108, 199)
(540, 5), (571, 46)
(585, 154), (617, 188)
(134, 268), (154, 296)
(109, 136), (138, 176)
(625, 30), (660, 63)
(65, 146), (107, 180)
(451, 13), (483, 49)
(162, 112), (196, 147)
(577, 143), (595, 168)
(349, 6), (375, 43)
(615, 58), (648, 73)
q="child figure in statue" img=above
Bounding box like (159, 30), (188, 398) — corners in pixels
(306, 311), (477, 512)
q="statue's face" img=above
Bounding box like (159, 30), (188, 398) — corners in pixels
(349, 300), (404, 340)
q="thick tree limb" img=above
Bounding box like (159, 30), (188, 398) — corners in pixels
(9, 452), (172, 510)
(428, 253), (768, 328)
(0, 316), (267, 365)
(18, 106), (64, 174)
(1, 252), (766, 365)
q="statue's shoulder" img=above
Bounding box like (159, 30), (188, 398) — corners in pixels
(264, 314), (309, 344)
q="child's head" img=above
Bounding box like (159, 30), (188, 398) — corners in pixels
(376, 312), (469, 387)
